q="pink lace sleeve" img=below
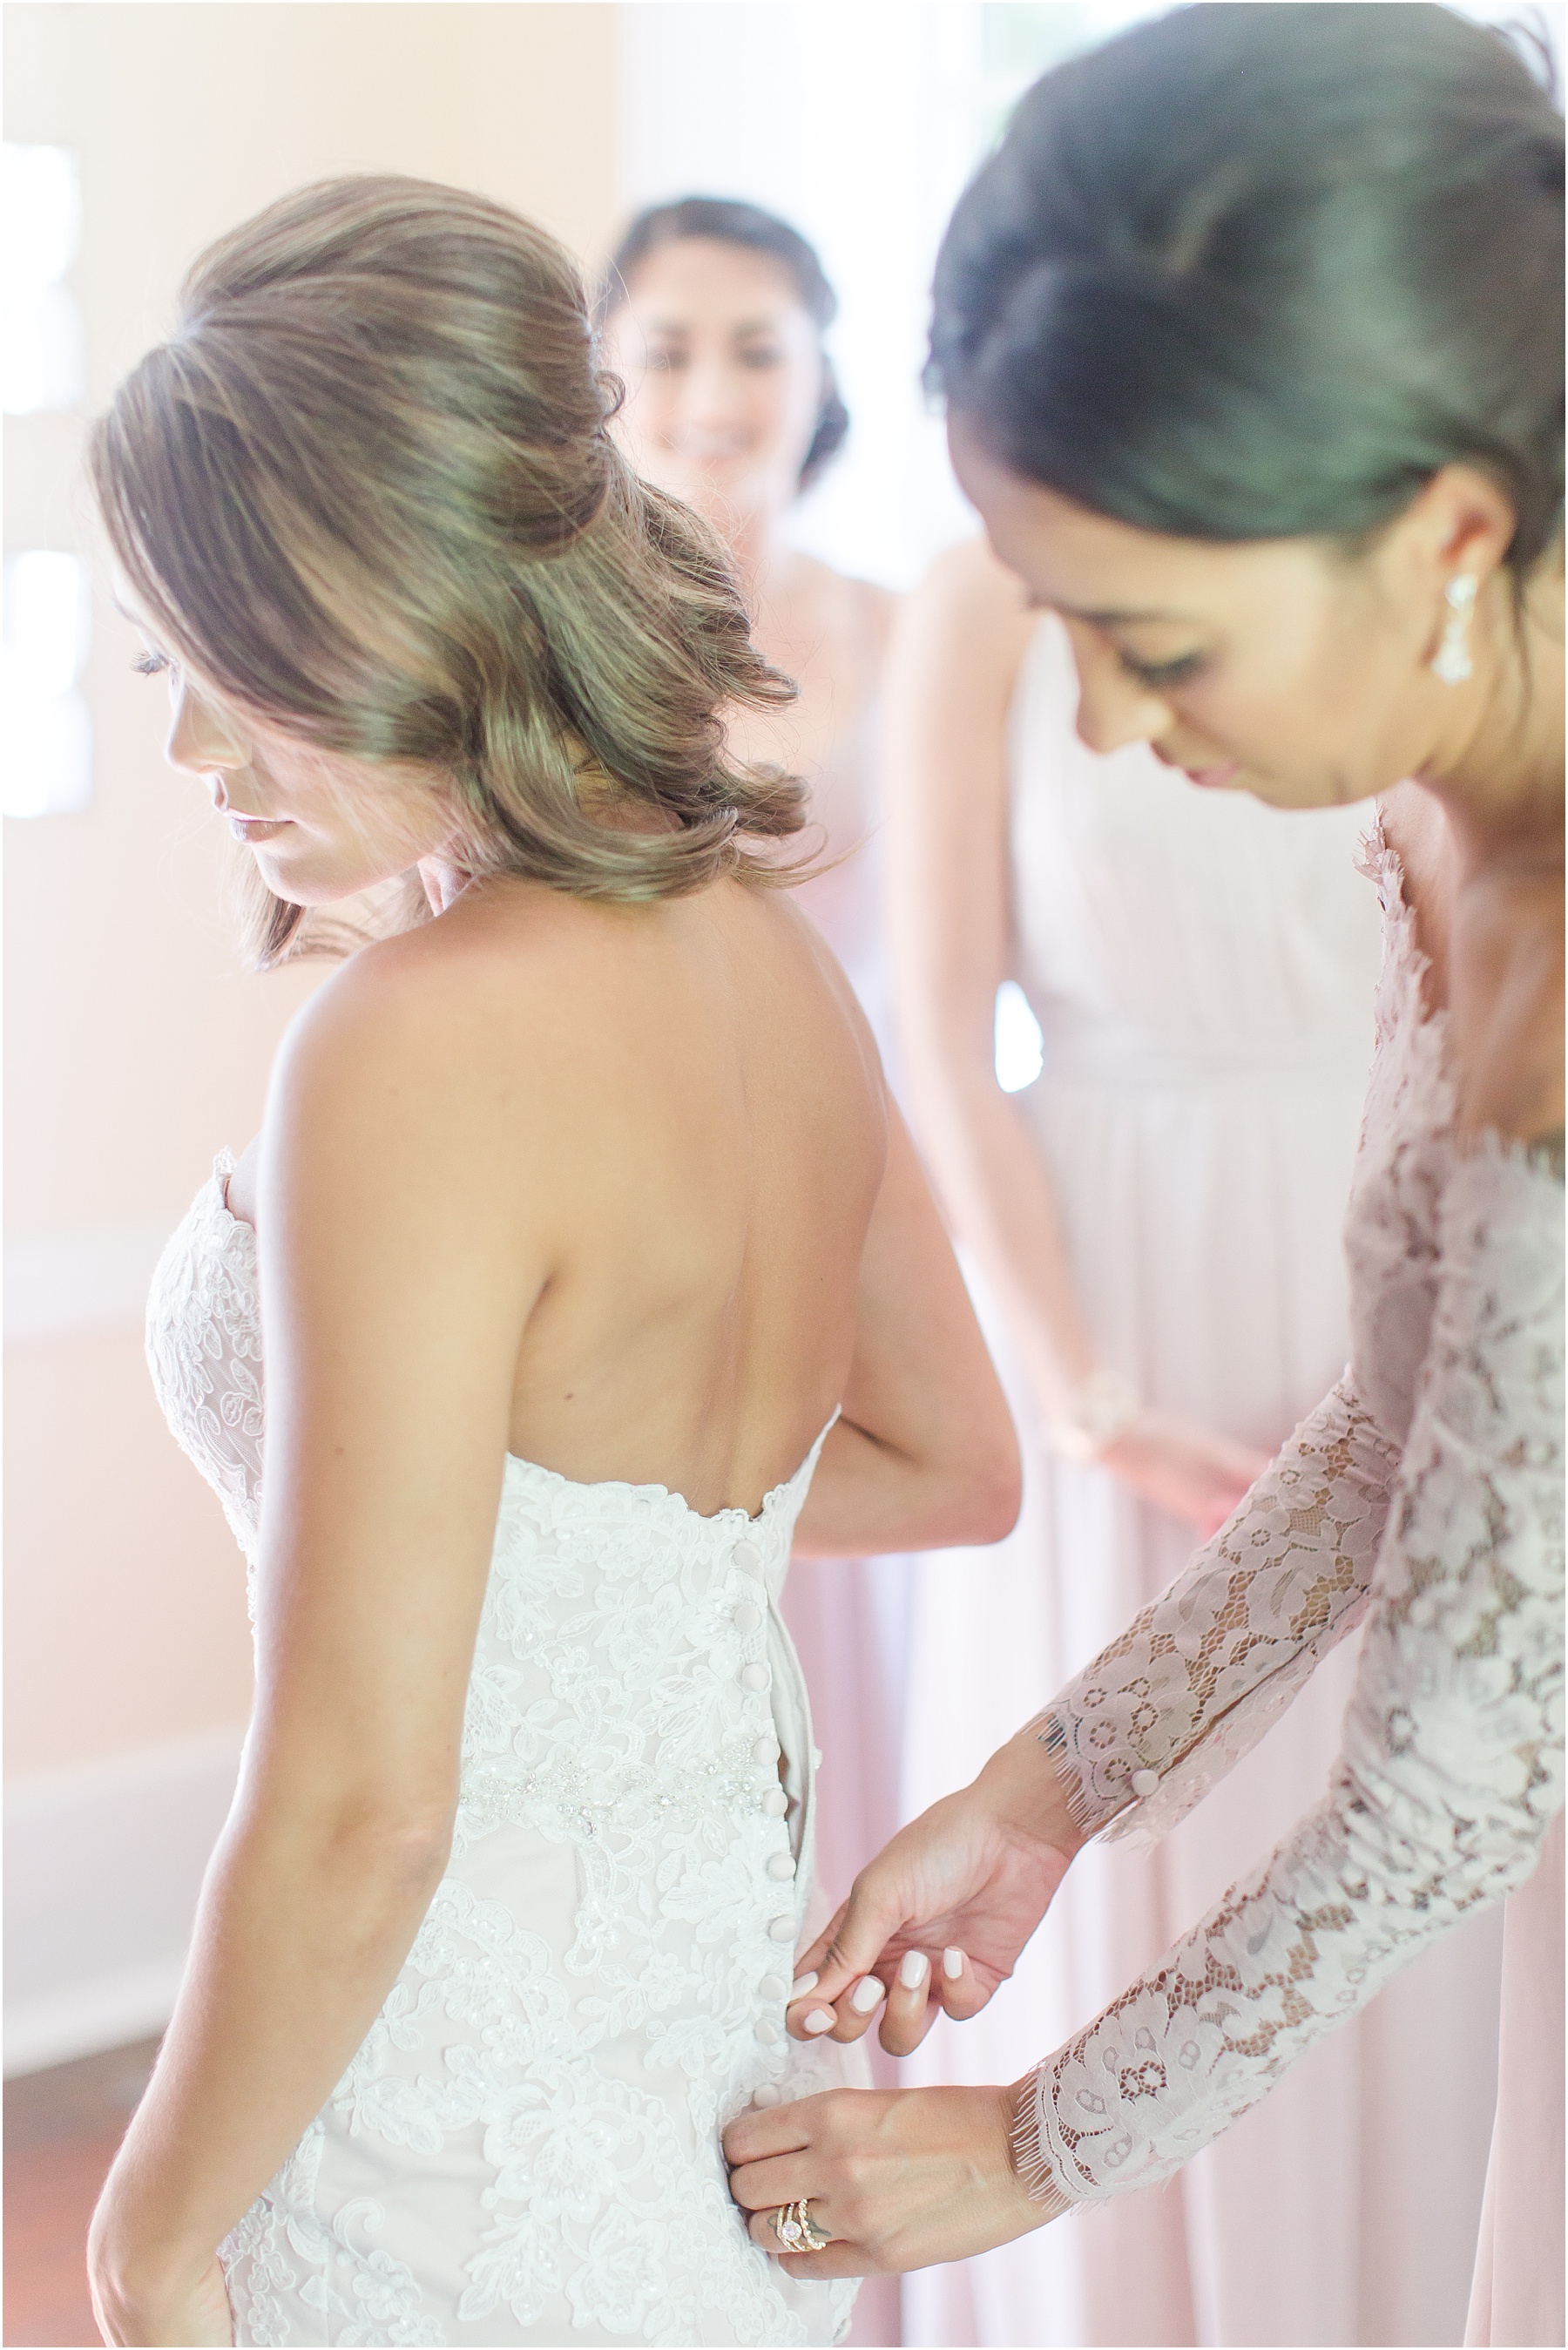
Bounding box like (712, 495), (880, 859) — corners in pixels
(1015, 1143), (1565, 2208)
(1035, 1378), (1401, 1849)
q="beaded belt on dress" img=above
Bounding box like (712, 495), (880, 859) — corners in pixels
(458, 1732), (787, 1843)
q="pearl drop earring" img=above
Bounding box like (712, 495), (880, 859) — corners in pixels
(1431, 574), (1477, 685)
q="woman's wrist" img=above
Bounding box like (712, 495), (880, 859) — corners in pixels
(1005, 2069), (1071, 2217)
(1045, 1366), (1141, 1462)
(972, 1727), (1088, 1863)
(90, 2177), (216, 2328)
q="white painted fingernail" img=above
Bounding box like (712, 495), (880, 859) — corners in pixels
(899, 1949), (929, 1991)
(790, 1973), (819, 2000)
(803, 2008), (836, 2035)
(943, 1947), (964, 1981)
(850, 1976), (885, 2015)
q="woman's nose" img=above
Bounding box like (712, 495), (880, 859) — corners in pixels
(166, 677), (248, 783)
(1065, 628), (1171, 758)
(675, 355), (752, 431)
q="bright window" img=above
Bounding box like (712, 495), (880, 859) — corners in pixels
(2, 143), (84, 415)
(3, 551), (93, 817)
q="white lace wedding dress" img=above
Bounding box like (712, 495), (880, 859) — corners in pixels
(145, 1179), (865, 2349)
(1024, 819), (1565, 2344)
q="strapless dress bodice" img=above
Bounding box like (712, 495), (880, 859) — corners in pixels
(145, 1170), (862, 2348)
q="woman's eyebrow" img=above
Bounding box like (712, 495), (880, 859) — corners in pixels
(1058, 602), (1193, 626)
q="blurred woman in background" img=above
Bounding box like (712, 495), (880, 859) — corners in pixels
(602, 206), (910, 2083)
(601, 199), (892, 1019)
(882, 537), (1500, 2347)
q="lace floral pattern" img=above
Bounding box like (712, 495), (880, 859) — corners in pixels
(1017, 825), (1565, 2206)
(145, 1187), (862, 2347)
(1038, 1378), (1401, 1849)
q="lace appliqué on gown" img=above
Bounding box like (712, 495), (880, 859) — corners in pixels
(1017, 826), (1565, 2206)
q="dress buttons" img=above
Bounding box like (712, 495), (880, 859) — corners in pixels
(1130, 1769), (1159, 1798)
(754, 2017), (781, 2045)
(740, 1663), (771, 1693)
(768, 1916), (795, 1941)
(733, 1541), (760, 1572)
(767, 1852), (795, 1880)
(752, 1736), (779, 1764)
(760, 1976), (788, 2002)
(752, 2083), (783, 2109)
(761, 1787), (788, 1817)
(733, 1602), (762, 1635)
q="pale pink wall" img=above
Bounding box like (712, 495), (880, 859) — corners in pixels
(5, 2), (622, 1778)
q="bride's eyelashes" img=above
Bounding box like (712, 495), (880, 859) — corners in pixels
(132, 649), (172, 677)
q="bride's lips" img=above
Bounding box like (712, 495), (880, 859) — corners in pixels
(1183, 761), (1240, 790)
(227, 814), (292, 843)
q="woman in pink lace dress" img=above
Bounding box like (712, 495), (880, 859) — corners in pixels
(726, 10), (1563, 2341)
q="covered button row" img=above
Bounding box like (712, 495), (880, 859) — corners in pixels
(754, 1968), (791, 2045)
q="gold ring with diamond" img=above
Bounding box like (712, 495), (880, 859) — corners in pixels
(772, 2198), (830, 2253)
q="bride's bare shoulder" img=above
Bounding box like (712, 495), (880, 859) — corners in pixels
(267, 883), (634, 1128)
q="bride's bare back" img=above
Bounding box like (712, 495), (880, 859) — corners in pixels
(230, 865), (1010, 1543)
(494, 877), (885, 1510)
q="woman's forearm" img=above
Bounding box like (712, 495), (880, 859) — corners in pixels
(91, 1785), (449, 2320)
(1036, 1377), (1399, 1842)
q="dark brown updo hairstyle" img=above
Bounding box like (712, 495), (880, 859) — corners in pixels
(930, 4), (1562, 583)
(91, 175), (808, 965)
(605, 196), (850, 494)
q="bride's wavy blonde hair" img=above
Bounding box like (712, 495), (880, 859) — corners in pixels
(90, 175), (808, 965)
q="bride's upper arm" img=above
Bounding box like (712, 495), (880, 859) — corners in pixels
(242, 941), (556, 1826)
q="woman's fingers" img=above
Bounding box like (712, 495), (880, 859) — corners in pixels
(787, 1944), (980, 2051)
(795, 1970), (888, 2043)
(787, 1901), (849, 1993)
(727, 2152), (827, 2216)
(785, 1875), (911, 2035)
(722, 2098), (815, 2167)
(936, 1945), (988, 2019)
(750, 2233), (877, 2278)
(875, 1947), (939, 2055)
(744, 2203), (848, 2256)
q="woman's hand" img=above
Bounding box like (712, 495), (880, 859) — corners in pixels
(1098, 1407), (1268, 1538)
(783, 1732), (1081, 2052)
(88, 2238), (234, 2348)
(723, 2080), (1058, 2277)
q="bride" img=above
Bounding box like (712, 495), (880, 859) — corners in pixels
(84, 175), (1018, 2349)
